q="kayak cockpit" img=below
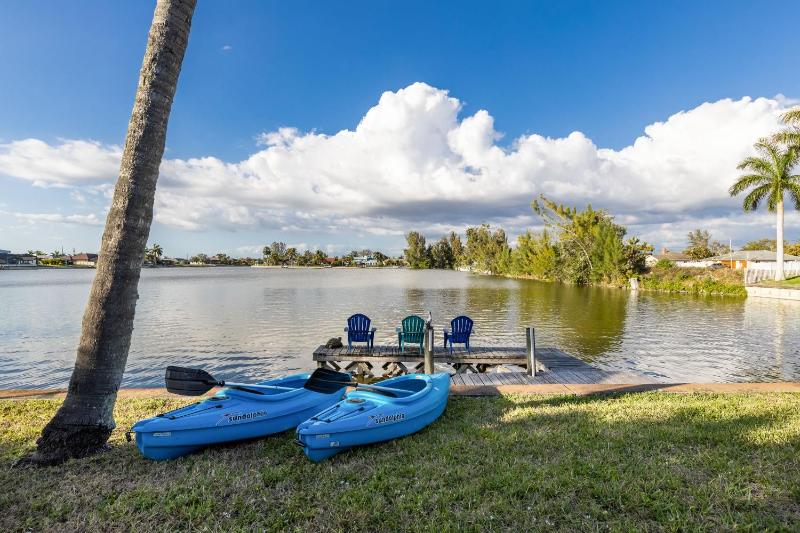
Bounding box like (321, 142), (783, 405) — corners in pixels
(217, 374), (310, 399)
(349, 374), (433, 403)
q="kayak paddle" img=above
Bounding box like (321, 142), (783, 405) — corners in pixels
(303, 367), (413, 397)
(165, 366), (294, 396)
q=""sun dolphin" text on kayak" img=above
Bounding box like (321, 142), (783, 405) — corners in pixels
(225, 410), (267, 422)
(368, 413), (405, 425)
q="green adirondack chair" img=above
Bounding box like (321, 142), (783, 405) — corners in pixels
(396, 315), (426, 354)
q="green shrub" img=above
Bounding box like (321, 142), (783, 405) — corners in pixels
(639, 266), (745, 296)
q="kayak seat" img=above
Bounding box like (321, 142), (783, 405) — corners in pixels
(381, 378), (427, 394)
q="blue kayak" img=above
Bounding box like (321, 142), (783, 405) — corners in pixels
(295, 373), (450, 461)
(131, 373), (346, 460)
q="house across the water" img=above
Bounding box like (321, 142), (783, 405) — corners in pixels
(709, 250), (800, 270)
(0, 251), (39, 268)
(72, 253), (98, 267)
(645, 248), (717, 268)
(353, 255), (378, 266)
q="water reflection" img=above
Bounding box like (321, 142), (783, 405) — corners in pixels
(515, 282), (628, 359)
(743, 297), (800, 381)
(0, 268), (798, 388)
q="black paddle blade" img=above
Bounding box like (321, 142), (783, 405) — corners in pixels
(165, 366), (219, 396)
(304, 367), (353, 394)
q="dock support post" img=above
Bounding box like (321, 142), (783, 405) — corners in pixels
(423, 327), (435, 374)
(526, 326), (536, 376)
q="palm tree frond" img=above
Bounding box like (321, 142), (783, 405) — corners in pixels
(736, 156), (773, 174)
(782, 108), (800, 126)
(773, 130), (800, 147)
(782, 145), (800, 167)
(729, 174), (769, 196)
(741, 183), (771, 212)
(755, 138), (779, 155)
(766, 185), (785, 212)
(787, 182), (800, 210)
(756, 139), (784, 169)
(733, 136), (800, 214)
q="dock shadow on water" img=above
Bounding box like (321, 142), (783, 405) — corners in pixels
(2, 392), (800, 530)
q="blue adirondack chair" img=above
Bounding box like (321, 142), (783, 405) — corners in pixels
(443, 315), (473, 354)
(345, 313), (376, 350)
(396, 315), (426, 354)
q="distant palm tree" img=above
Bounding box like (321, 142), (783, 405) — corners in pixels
(730, 139), (800, 281)
(144, 243), (164, 265)
(285, 247), (298, 266)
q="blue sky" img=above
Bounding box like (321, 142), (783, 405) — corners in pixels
(1, 0), (799, 257)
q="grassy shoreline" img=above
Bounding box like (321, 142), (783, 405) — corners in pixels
(502, 266), (747, 296)
(3, 393), (800, 530)
(638, 266), (747, 296)
(756, 275), (800, 289)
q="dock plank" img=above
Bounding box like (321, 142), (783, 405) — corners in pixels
(490, 372), (508, 385)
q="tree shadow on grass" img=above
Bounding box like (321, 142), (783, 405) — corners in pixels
(2, 393), (800, 531)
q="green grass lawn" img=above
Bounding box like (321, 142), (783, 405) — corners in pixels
(757, 275), (800, 288)
(3, 393), (800, 531)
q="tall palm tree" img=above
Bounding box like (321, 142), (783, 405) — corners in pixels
(27, 0), (197, 465)
(730, 139), (800, 281)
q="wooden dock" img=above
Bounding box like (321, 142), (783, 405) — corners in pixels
(313, 344), (659, 392)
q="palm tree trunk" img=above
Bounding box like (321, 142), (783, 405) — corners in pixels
(25, 0), (196, 465)
(776, 198), (785, 281)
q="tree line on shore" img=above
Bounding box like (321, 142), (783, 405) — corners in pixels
(404, 195), (654, 285)
(257, 242), (402, 267)
(404, 197), (800, 285)
(34, 226), (799, 272)
(138, 243), (406, 267)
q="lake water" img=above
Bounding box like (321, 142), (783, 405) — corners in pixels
(1, 267), (798, 388)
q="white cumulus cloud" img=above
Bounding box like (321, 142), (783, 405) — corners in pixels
(0, 139), (121, 187)
(3, 210), (104, 226)
(0, 82), (794, 249)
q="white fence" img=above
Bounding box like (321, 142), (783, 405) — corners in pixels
(747, 260), (800, 271)
(744, 261), (800, 285)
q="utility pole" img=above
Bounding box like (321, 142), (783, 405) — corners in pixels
(728, 237), (736, 280)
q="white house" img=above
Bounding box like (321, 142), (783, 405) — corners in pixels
(645, 248), (717, 268)
(353, 255), (378, 266)
(72, 253), (98, 267)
